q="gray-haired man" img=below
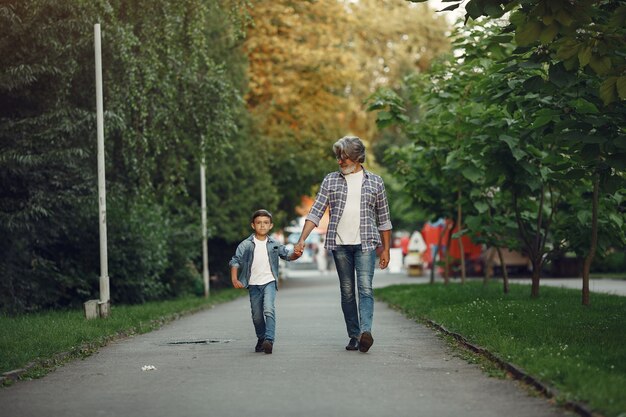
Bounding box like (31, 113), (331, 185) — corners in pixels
(296, 136), (392, 352)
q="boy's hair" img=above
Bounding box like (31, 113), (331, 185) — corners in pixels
(251, 209), (273, 223)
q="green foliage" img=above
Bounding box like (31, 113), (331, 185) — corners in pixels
(0, 0), (257, 312)
(426, 0), (626, 105)
(369, 16), (626, 291)
(376, 282), (626, 417)
(106, 195), (171, 303)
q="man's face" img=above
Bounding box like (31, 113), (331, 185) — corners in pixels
(337, 154), (357, 175)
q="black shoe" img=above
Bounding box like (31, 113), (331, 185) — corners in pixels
(262, 339), (273, 354)
(345, 338), (359, 351)
(255, 338), (265, 353)
(359, 332), (374, 353)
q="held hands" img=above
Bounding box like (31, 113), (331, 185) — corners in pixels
(294, 242), (305, 257)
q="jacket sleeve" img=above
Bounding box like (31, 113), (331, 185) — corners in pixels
(229, 241), (246, 268)
(278, 244), (293, 262)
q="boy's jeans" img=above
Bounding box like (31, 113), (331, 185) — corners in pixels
(249, 282), (277, 342)
(332, 245), (376, 339)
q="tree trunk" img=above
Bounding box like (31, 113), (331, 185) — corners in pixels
(457, 189), (466, 284)
(582, 172), (599, 306)
(496, 247), (509, 294)
(444, 220), (456, 285)
(484, 247), (496, 286)
(531, 258), (541, 298)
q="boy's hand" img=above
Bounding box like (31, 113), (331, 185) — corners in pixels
(232, 280), (244, 289)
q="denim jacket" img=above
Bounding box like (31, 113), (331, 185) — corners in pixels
(229, 234), (293, 289)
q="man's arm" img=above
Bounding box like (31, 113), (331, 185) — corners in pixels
(295, 220), (317, 254)
(378, 229), (391, 269)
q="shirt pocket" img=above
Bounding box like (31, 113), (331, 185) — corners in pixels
(328, 185), (345, 201)
(363, 185), (377, 207)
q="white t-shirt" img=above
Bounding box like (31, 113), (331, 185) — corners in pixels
(249, 236), (276, 286)
(336, 169), (363, 245)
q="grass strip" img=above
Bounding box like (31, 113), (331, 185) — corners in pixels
(375, 282), (626, 417)
(0, 289), (245, 383)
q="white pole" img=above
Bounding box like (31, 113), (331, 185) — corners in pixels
(95, 23), (110, 315)
(200, 160), (210, 297)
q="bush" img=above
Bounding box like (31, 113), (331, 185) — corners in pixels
(106, 195), (171, 304)
(592, 250), (626, 273)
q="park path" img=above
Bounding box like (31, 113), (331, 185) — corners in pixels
(0, 270), (574, 417)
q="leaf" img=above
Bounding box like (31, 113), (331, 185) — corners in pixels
(567, 98), (599, 114)
(548, 62), (576, 88)
(555, 39), (579, 60)
(465, 0), (485, 19)
(377, 111), (392, 121)
(609, 213), (624, 228)
(474, 201), (489, 214)
(599, 77), (618, 106)
(523, 75), (545, 92)
(461, 165), (483, 183)
(499, 135), (527, 161)
(509, 10), (526, 27)
(555, 9), (574, 26)
(606, 154), (626, 171)
(616, 76), (626, 100)
(452, 228), (469, 239)
(540, 23), (559, 45)
(440, 4), (460, 12)
(531, 110), (557, 129)
(484, 1), (504, 18)
(516, 20), (542, 46)
(578, 46), (592, 68)
(589, 55), (612, 76)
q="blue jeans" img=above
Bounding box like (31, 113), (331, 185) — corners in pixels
(248, 282), (277, 342)
(332, 245), (376, 339)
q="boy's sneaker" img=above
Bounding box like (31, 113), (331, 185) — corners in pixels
(345, 338), (359, 351)
(359, 331), (374, 353)
(255, 338), (265, 353)
(262, 339), (273, 354)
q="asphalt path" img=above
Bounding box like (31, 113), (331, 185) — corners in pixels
(0, 268), (589, 417)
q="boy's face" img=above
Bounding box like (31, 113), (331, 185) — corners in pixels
(251, 215), (273, 237)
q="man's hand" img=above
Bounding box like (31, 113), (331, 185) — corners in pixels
(294, 242), (305, 256)
(379, 249), (390, 270)
(232, 279), (244, 289)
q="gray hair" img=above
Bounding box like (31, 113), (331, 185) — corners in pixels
(333, 136), (366, 163)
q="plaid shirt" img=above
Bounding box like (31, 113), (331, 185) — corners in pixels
(306, 168), (392, 252)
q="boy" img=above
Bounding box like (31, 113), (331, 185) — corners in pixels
(229, 209), (301, 354)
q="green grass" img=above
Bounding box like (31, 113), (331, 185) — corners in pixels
(375, 282), (626, 417)
(0, 289), (245, 381)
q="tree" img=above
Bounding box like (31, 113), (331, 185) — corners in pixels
(243, 0), (451, 212)
(368, 17), (625, 300)
(0, 0), (259, 311)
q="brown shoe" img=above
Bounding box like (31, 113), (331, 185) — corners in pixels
(262, 339), (273, 354)
(359, 332), (373, 353)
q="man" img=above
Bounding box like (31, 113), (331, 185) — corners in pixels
(295, 136), (392, 353)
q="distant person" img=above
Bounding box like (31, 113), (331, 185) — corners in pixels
(295, 136), (392, 353)
(316, 236), (328, 274)
(230, 209), (301, 354)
